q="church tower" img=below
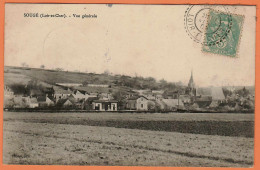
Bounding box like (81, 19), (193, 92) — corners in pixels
(188, 70), (195, 89)
(187, 70), (196, 97)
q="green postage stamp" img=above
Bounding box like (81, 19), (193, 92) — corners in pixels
(202, 10), (244, 57)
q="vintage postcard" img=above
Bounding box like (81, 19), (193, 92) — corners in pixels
(3, 3), (256, 167)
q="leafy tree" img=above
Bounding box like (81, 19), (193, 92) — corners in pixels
(222, 87), (232, 98)
(9, 84), (28, 95)
(237, 87), (250, 97)
(112, 90), (128, 110)
(112, 90), (128, 102)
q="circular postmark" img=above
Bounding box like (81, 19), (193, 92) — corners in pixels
(184, 5), (232, 46)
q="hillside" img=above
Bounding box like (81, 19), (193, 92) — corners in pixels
(4, 66), (115, 85)
(4, 66), (184, 92)
(4, 66), (255, 96)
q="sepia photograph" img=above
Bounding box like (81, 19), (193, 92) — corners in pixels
(3, 4), (256, 167)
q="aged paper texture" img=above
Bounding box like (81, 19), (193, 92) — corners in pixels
(3, 4), (256, 167)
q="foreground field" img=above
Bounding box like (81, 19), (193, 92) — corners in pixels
(4, 112), (254, 137)
(3, 112), (254, 167)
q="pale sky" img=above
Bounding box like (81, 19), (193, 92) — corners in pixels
(4, 4), (256, 87)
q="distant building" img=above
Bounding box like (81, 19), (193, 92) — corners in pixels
(197, 87), (225, 101)
(56, 83), (83, 87)
(162, 99), (184, 110)
(56, 98), (74, 108)
(126, 96), (149, 111)
(92, 100), (118, 111)
(143, 94), (156, 100)
(74, 99), (86, 109)
(211, 87), (225, 101)
(163, 91), (179, 99)
(179, 94), (191, 104)
(152, 90), (164, 95)
(155, 94), (163, 100)
(87, 84), (110, 88)
(98, 93), (113, 100)
(54, 87), (72, 101)
(133, 89), (151, 95)
(196, 87), (225, 108)
(37, 96), (55, 107)
(43, 87), (55, 98)
(72, 90), (89, 101)
(28, 97), (39, 108)
(195, 96), (212, 108)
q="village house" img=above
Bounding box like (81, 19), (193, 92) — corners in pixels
(210, 87), (226, 101)
(66, 95), (86, 109)
(28, 97), (39, 108)
(155, 94), (163, 100)
(42, 87), (55, 98)
(197, 87), (225, 101)
(179, 94), (191, 104)
(92, 100), (118, 111)
(53, 87), (72, 101)
(163, 91), (179, 99)
(195, 96), (213, 108)
(196, 87), (225, 108)
(75, 99), (85, 109)
(37, 96), (55, 107)
(72, 90), (89, 101)
(56, 98), (75, 108)
(162, 99), (185, 110)
(126, 96), (149, 111)
(143, 93), (156, 101)
(98, 93), (113, 100)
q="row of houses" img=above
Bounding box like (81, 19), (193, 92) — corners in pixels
(4, 84), (186, 111)
(125, 95), (185, 111)
(4, 85), (119, 111)
(4, 71), (254, 112)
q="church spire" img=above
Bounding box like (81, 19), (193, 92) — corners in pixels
(188, 70), (195, 89)
(187, 70), (196, 98)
